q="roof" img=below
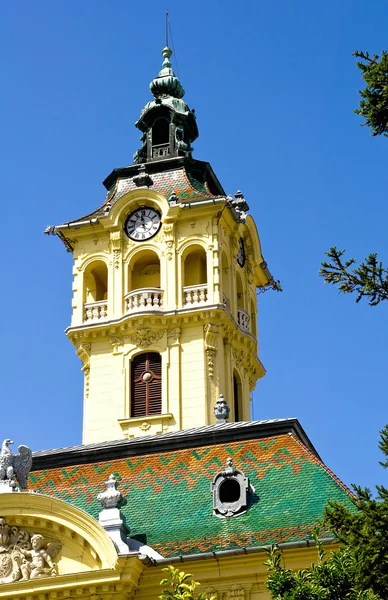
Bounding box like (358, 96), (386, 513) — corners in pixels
(59, 157), (226, 228)
(29, 420), (353, 558)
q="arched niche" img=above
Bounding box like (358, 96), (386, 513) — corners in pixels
(128, 250), (161, 292)
(250, 297), (257, 338)
(83, 260), (108, 303)
(0, 492), (118, 578)
(221, 251), (231, 308)
(233, 370), (243, 422)
(183, 245), (207, 287)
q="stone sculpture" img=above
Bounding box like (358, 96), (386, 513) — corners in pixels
(0, 518), (61, 584)
(0, 439), (33, 490)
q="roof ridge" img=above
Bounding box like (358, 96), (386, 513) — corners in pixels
(289, 433), (355, 498)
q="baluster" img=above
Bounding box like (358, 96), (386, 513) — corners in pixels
(199, 287), (206, 303)
(92, 306), (99, 320)
(146, 292), (153, 307)
(100, 303), (107, 319)
(85, 307), (93, 322)
(154, 292), (160, 307)
(139, 293), (146, 308)
(133, 293), (139, 309)
(192, 288), (199, 304)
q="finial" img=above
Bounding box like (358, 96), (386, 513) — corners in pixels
(214, 394), (230, 424)
(149, 45), (185, 100)
(97, 474), (123, 509)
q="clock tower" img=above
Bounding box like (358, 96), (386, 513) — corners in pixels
(47, 46), (276, 444)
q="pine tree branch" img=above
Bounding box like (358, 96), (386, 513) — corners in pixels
(319, 247), (388, 306)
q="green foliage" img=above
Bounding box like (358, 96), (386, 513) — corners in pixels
(265, 427), (388, 600)
(319, 247), (388, 305)
(159, 566), (215, 600)
(354, 50), (388, 137)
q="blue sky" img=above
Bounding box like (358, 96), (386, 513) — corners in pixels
(0, 0), (386, 492)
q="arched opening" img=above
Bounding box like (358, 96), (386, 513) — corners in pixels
(83, 261), (108, 321)
(250, 298), (257, 338)
(126, 250), (162, 311)
(236, 273), (244, 310)
(236, 273), (249, 330)
(219, 478), (241, 504)
(152, 118), (170, 146)
(233, 371), (243, 422)
(221, 252), (231, 307)
(131, 352), (162, 417)
(183, 245), (207, 305)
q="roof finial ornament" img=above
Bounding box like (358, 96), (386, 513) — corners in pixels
(214, 394), (230, 424)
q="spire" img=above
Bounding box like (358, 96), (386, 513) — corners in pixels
(133, 44), (198, 164)
(150, 46), (185, 100)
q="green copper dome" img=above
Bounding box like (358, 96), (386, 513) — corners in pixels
(150, 46), (185, 99)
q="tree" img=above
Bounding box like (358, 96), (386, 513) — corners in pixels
(353, 50), (388, 138)
(319, 51), (388, 302)
(265, 426), (388, 600)
(160, 566), (215, 600)
(319, 248), (388, 306)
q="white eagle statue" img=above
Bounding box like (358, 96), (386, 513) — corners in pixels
(0, 439), (33, 489)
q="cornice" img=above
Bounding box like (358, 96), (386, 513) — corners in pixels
(31, 418), (320, 470)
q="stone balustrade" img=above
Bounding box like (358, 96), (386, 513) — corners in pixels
(125, 288), (164, 312)
(237, 308), (250, 332)
(182, 284), (208, 306)
(84, 300), (108, 322)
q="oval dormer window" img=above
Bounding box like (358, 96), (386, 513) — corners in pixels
(219, 478), (241, 504)
(211, 458), (251, 518)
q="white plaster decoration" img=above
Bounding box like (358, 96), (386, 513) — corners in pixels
(183, 284), (208, 306)
(237, 308), (250, 332)
(126, 328), (164, 349)
(84, 300), (108, 322)
(125, 288), (164, 312)
(0, 518), (61, 583)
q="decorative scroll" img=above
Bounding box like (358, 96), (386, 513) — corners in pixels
(0, 518), (61, 583)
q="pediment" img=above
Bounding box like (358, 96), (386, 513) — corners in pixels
(0, 491), (121, 594)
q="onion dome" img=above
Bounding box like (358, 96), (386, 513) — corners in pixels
(150, 46), (185, 99)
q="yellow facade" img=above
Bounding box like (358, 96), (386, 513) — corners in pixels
(66, 189), (273, 444)
(0, 491), (340, 600)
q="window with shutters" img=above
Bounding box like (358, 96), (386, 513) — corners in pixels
(131, 352), (162, 417)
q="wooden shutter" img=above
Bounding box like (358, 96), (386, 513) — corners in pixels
(131, 353), (162, 417)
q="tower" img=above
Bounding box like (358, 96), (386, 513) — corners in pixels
(47, 46), (276, 444)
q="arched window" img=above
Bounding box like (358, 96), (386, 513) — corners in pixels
(126, 250), (162, 312)
(83, 261), (108, 303)
(250, 298), (257, 338)
(152, 118), (170, 146)
(221, 252), (230, 307)
(233, 371), (243, 422)
(83, 261), (108, 321)
(183, 247), (207, 286)
(182, 245), (208, 306)
(131, 352), (162, 417)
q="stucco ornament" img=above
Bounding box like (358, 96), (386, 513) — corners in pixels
(214, 394), (230, 424)
(97, 474), (123, 509)
(0, 518), (61, 583)
(0, 439), (32, 491)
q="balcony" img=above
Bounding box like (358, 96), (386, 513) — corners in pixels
(84, 300), (108, 322)
(182, 284), (208, 307)
(237, 308), (250, 333)
(125, 288), (164, 312)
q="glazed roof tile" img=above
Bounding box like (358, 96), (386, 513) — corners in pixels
(29, 421), (353, 557)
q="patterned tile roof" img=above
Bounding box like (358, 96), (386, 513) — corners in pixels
(61, 159), (226, 226)
(29, 432), (352, 557)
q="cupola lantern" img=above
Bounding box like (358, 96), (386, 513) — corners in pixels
(134, 46), (198, 163)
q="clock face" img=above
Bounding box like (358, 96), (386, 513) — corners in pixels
(124, 207), (161, 241)
(237, 237), (246, 267)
